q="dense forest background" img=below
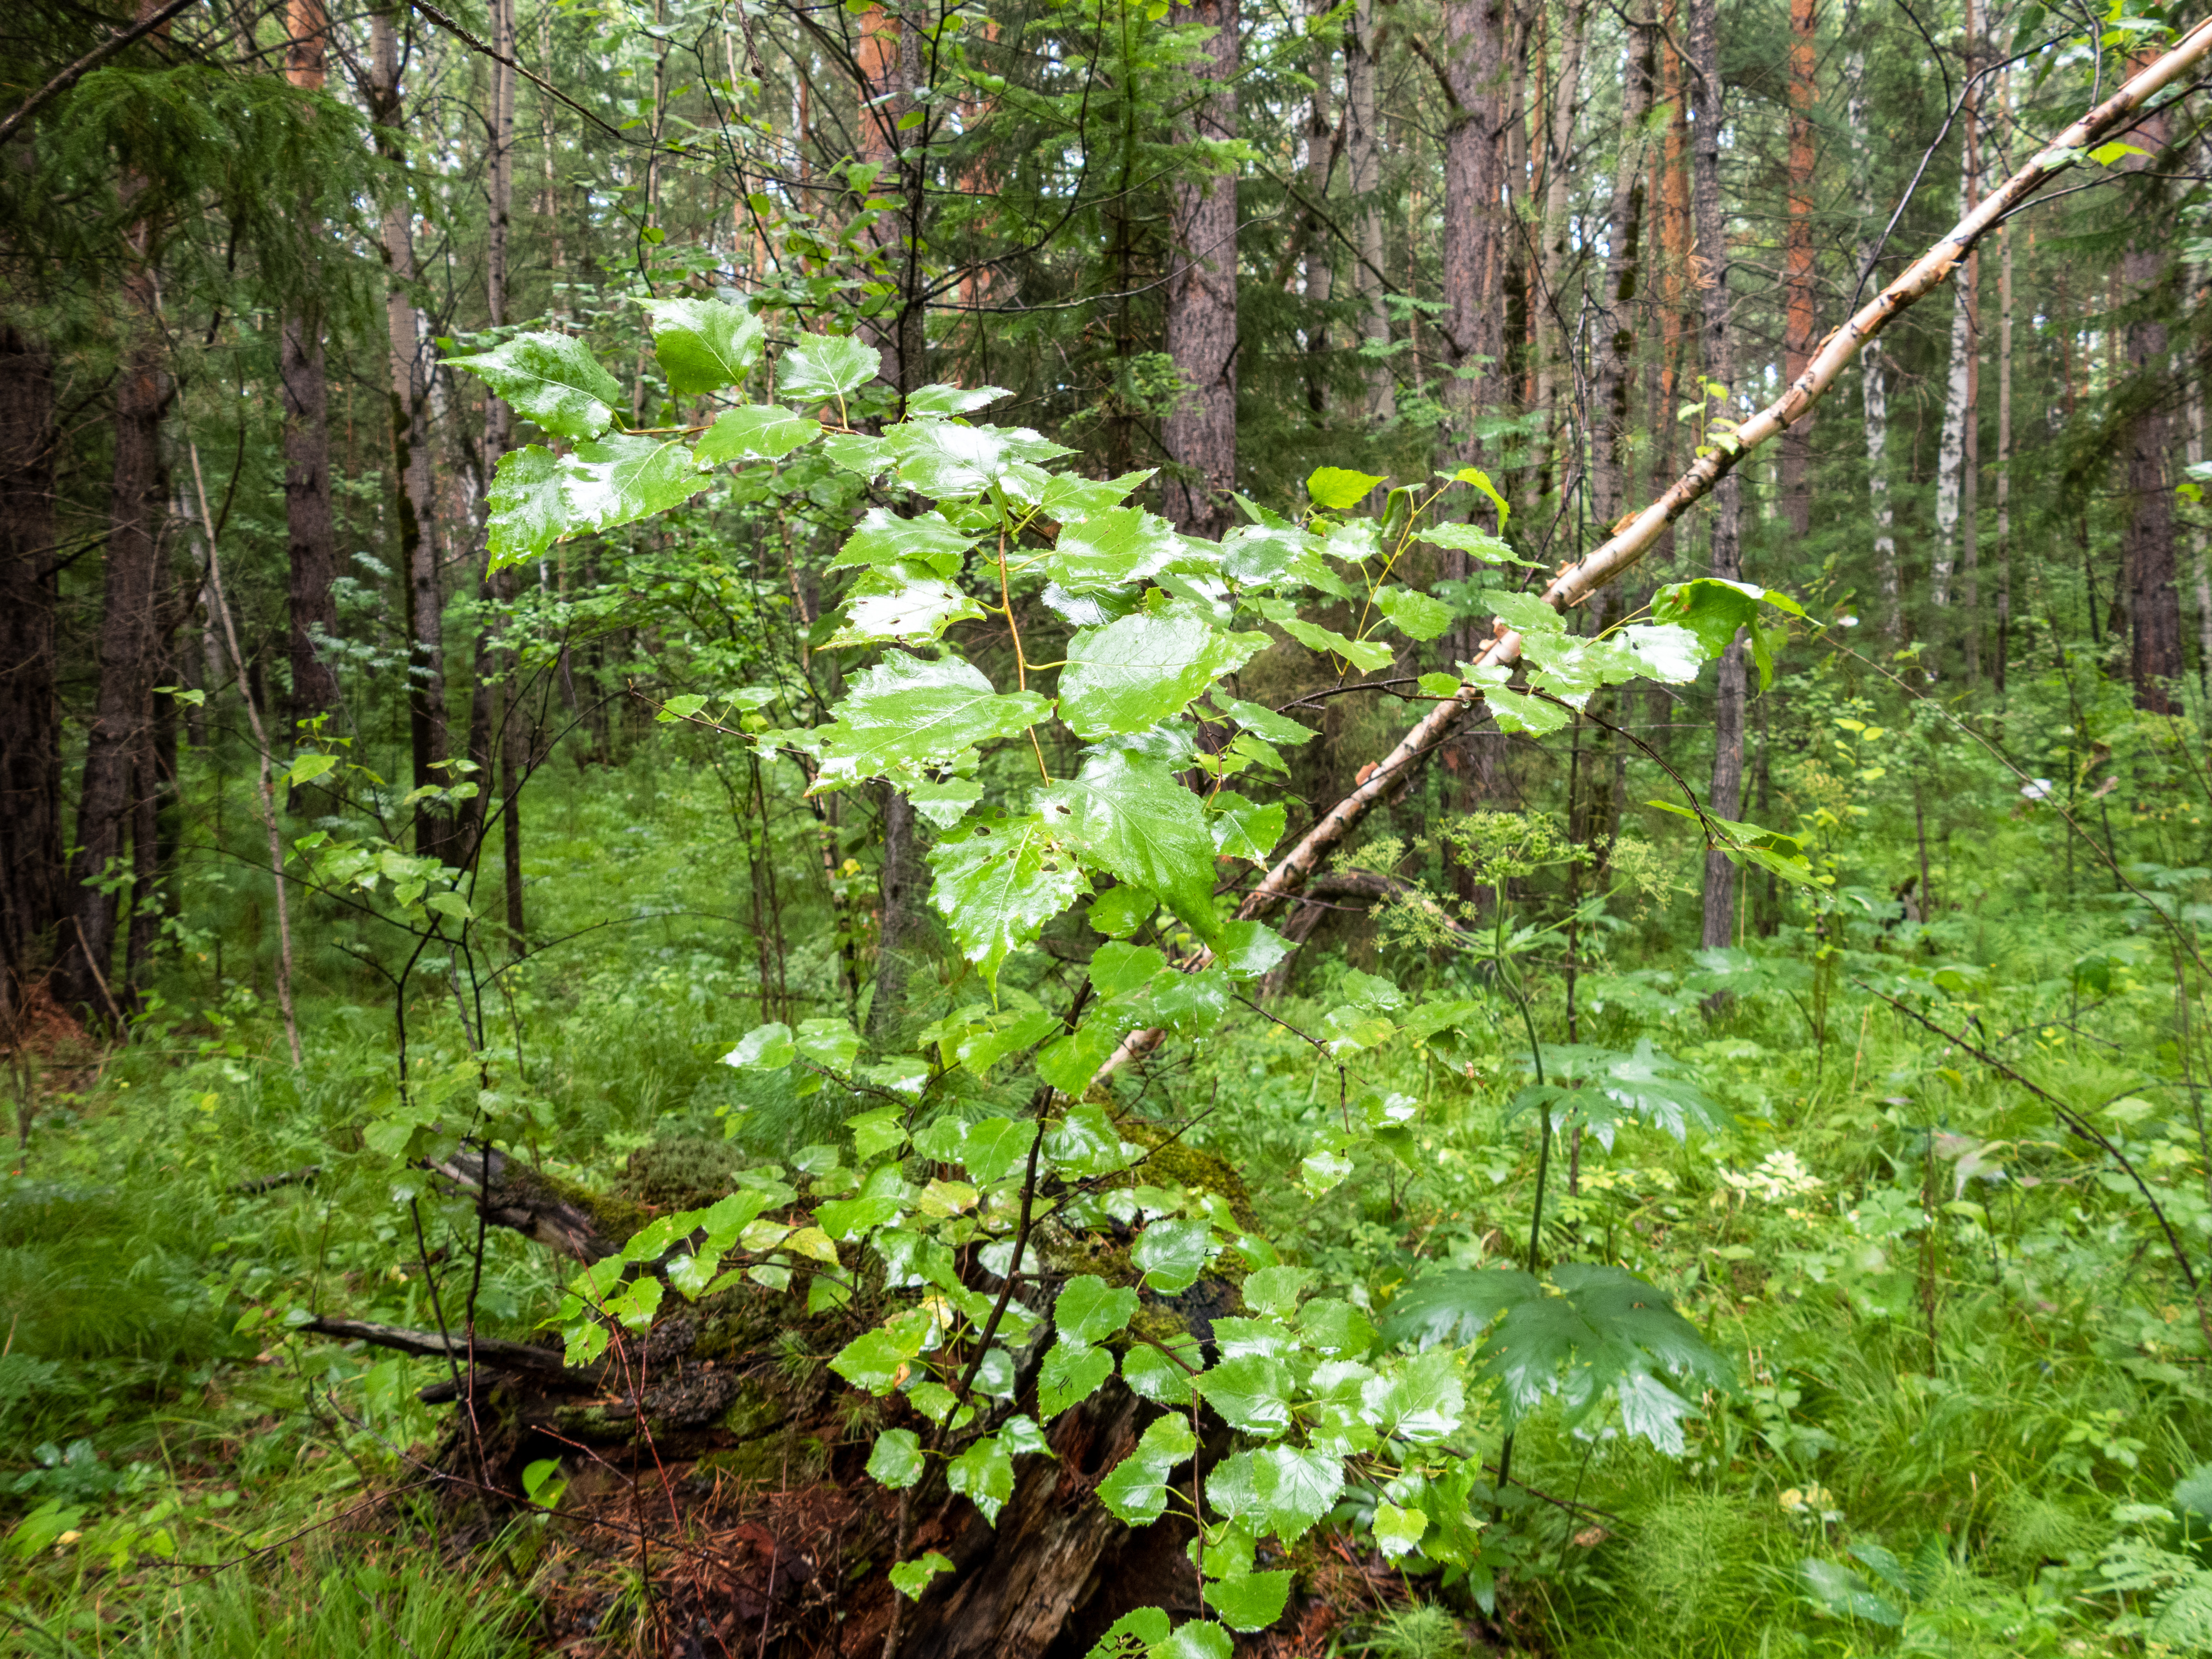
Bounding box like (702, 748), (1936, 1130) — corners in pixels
(6, 0), (2212, 1650)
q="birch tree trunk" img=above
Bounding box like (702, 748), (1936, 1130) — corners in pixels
(281, 0), (341, 735)
(1845, 13), (1898, 639)
(1931, 0), (1979, 650)
(1779, 0), (1817, 539)
(1160, 0), (1239, 538)
(366, 0), (451, 859)
(1688, 0), (1744, 952)
(1346, 0), (1393, 422)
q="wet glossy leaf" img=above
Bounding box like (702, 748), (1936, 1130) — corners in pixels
(446, 331), (619, 440)
(696, 404), (820, 464)
(640, 296), (764, 393)
(780, 334), (880, 401)
(1058, 611), (1268, 739)
(928, 813), (1090, 993)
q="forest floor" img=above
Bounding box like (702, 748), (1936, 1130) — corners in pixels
(3, 753), (2210, 1659)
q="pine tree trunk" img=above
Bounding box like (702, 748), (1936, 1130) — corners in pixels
(1301, 0), (1334, 418)
(857, 3), (926, 398)
(1779, 0), (1816, 540)
(1346, 0), (1392, 422)
(1593, 4), (1655, 529)
(367, 0), (451, 858)
(0, 326), (62, 1025)
(1160, 0), (1238, 538)
(1688, 0), (1743, 951)
(281, 0), (340, 735)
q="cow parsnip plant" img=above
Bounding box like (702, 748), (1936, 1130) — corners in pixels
(451, 298), (1808, 1637)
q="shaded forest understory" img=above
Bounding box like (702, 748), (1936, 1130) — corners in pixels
(9, 0), (2212, 1652)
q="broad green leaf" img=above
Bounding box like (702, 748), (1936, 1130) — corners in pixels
(1202, 1573), (1291, 1632)
(1370, 1347), (1464, 1443)
(1462, 667), (1571, 736)
(1372, 1502), (1428, 1559)
(1211, 695), (1318, 745)
(446, 331), (620, 440)
(1094, 1412), (1198, 1525)
(866, 1428), (926, 1489)
(909, 777), (983, 830)
(1219, 523), (1345, 593)
(1212, 920), (1293, 980)
(816, 1195), (899, 1239)
(640, 296), (764, 393)
(1196, 1355), (1294, 1436)
(929, 813), (1090, 992)
(890, 1551), (954, 1599)
(794, 1017), (861, 1073)
(1206, 792), (1285, 863)
(1039, 1340), (1114, 1417)
(1083, 1608), (1171, 1659)
(780, 334), (880, 401)
(846, 1106), (907, 1160)
(1416, 521), (1527, 564)
(1121, 1337), (1203, 1403)
(1647, 801), (1816, 885)
(696, 404), (819, 464)
(1158, 1623), (1234, 1659)
(1056, 1275), (1141, 1344)
(892, 421), (1013, 497)
(1447, 465), (1512, 529)
(1510, 1038), (1724, 1149)
(826, 565), (988, 648)
(946, 1431), (1017, 1524)
(1650, 577), (1797, 689)
(485, 445), (568, 567)
(1801, 1559), (1904, 1626)
(953, 1008), (1059, 1073)
(1149, 966), (1232, 1036)
(829, 506), (977, 575)
(959, 1115), (1037, 1183)
(812, 654), (1050, 791)
(1619, 622), (1705, 683)
(1090, 940), (1166, 997)
(1251, 1444), (1342, 1540)
(723, 1022), (794, 1070)
(1209, 1317), (1294, 1361)
(1058, 610), (1268, 739)
(905, 383), (1010, 417)
(820, 432), (894, 478)
(1241, 1266), (1313, 1318)
(1307, 466), (1385, 509)
(1279, 617), (1395, 673)
(1373, 586), (1455, 641)
(1132, 1217), (1211, 1294)
(1299, 1298), (1376, 1357)
(1037, 1019), (1125, 1093)
(1039, 753), (1218, 938)
(1086, 884), (1155, 939)
(829, 1320), (926, 1394)
(1043, 1101), (1129, 1175)
(563, 434), (713, 537)
(1043, 507), (1183, 594)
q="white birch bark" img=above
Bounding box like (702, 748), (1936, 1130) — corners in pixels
(1847, 24), (1899, 636)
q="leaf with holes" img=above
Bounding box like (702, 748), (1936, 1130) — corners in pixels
(928, 813), (1090, 993)
(446, 331), (620, 440)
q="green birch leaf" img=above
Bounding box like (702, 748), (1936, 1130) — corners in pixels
(909, 777), (983, 830)
(1132, 1216), (1212, 1294)
(1372, 1503), (1429, 1559)
(928, 813), (1090, 992)
(820, 432), (894, 478)
(946, 1431), (1017, 1524)
(1082, 1608), (1171, 1659)
(829, 1321), (926, 1394)
(640, 296), (765, 393)
(1094, 1412), (1198, 1526)
(1210, 695), (1318, 745)
(696, 404), (820, 464)
(1241, 1266), (1314, 1318)
(780, 334), (881, 401)
(1156, 1624), (1234, 1659)
(825, 565), (989, 648)
(1307, 466), (1385, 508)
(1370, 1347), (1465, 1443)
(1373, 586), (1456, 641)
(1279, 617), (1395, 673)
(812, 654), (1050, 791)
(1043, 507), (1184, 594)
(1058, 611), (1268, 739)
(1461, 669), (1571, 736)
(1039, 1340), (1115, 1417)
(1055, 1275), (1141, 1344)
(866, 1428), (926, 1489)
(1043, 1100), (1130, 1175)
(485, 445), (568, 567)
(1212, 920), (1293, 979)
(890, 1552), (954, 1600)
(794, 1017), (860, 1073)
(955, 1115), (1034, 1183)
(563, 434), (713, 537)
(891, 421), (1011, 497)
(1201, 1572), (1292, 1633)
(1252, 1444), (1343, 1540)
(1206, 792), (1286, 863)
(722, 1022), (794, 1070)
(1037, 1018), (1125, 1093)
(829, 507), (978, 575)
(446, 331), (620, 441)
(1195, 1355), (1295, 1436)
(905, 383), (1010, 417)
(1038, 752), (1218, 938)
(1417, 521), (1528, 564)
(1121, 1337), (1203, 1403)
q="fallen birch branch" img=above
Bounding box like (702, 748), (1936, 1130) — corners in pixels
(1096, 18), (2212, 1081)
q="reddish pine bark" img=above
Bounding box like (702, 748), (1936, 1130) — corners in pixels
(1160, 0), (1239, 539)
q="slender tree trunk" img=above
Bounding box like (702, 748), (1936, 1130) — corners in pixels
(1931, 0), (1979, 649)
(856, 2), (925, 398)
(1995, 179), (2013, 697)
(1846, 13), (1898, 640)
(366, 0), (450, 858)
(868, 785), (929, 1040)
(1302, 0), (1334, 417)
(1594, 4), (1656, 529)
(1347, 0), (1393, 422)
(1160, 0), (1238, 537)
(281, 0), (340, 737)
(0, 327), (62, 1024)
(1779, 0), (1817, 540)
(1530, 0), (1588, 474)
(1688, 0), (1744, 951)
(2122, 107), (2183, 712)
